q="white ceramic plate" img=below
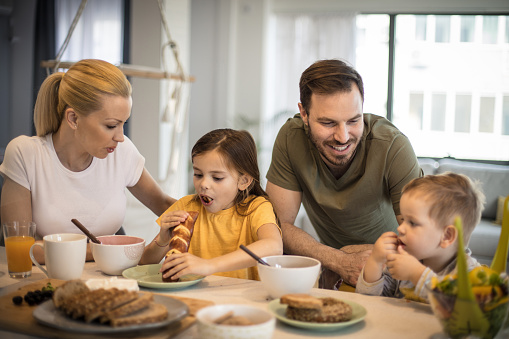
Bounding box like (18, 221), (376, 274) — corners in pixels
(122, 264), (205, 289)
(32, 294), (188, 333)
(268, 298), (367, 331)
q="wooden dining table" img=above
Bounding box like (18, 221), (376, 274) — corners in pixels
(0, 246), (448, 339)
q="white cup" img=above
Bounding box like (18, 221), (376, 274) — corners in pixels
(30, 233), (87, 280)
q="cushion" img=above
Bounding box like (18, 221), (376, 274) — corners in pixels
(418, 158), (439, 176)
(469, 219), (504, 259)
(436, 159), (509, 220)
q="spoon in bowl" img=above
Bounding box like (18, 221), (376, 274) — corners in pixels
(239, 244), (281, 268)
(71, 218), (101, 244)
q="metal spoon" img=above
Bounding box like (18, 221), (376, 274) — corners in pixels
(71, 218), (101, 244)
(239, 244), (281, 268)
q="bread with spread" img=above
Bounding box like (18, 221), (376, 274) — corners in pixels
(280, 293), (353, 323)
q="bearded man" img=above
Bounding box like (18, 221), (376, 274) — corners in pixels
(266, 59), (422, 290)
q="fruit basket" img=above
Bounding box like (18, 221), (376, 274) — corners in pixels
(427, 197), (509, 339)
(427, 266), (508, 339)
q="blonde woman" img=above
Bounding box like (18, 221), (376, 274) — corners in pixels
(0, 59), (176, 263)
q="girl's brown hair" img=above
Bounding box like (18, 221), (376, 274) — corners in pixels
(34, 59), (132, 136)
(191, 129), (279, 224)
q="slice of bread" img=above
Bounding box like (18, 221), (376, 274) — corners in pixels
(85, 289), (139, 323)
(100, 293), (153, 323)
(109, 302), (168, 327)
(280, 294), (353, 323)
(280, 294), (323, 310)
(52, 279), (89, 308)
(52, 282), (170, 327)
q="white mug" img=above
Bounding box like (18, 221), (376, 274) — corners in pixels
(30, 233), (87, 280)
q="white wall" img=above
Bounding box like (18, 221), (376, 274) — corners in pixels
(6, 0), (509, 197)
(129, 0), (191, 199)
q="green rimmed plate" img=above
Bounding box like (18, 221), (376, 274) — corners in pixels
(268, 298), (367, 331)
(122, 264), (205, 289)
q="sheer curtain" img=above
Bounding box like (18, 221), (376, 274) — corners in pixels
(261, 13), (357, 182)
(55, 0), (123, 65)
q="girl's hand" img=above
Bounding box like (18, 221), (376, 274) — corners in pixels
(386, 245), (425, 284)
(371, 232), (398, 265)
(160, 253), (214, 281)
(158, 211), (190, 244)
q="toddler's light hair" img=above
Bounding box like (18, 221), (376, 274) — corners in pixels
(401, 172), (485, 242)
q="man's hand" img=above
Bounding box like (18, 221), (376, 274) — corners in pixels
(327, 244), (372, 286)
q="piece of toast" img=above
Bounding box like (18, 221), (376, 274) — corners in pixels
(63, 288), (125, 319)
(85, 289), (139, 323)
(280, 294), (323, 310)
(280, 294), (353, 323)
(100, 293), (153, 323)
(52, 279), (89, 308)
(53, 282), (169, 327)
(109, 302), (168, 327)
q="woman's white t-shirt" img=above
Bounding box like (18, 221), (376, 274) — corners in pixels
(0, 134), (144, 239)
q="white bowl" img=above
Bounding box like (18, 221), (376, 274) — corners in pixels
(257, 255), (321, 299)
(91, 235), (145, 275)
(196, 304), (275, 339)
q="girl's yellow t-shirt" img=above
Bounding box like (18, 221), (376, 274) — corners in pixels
(157, 194), (279, 280)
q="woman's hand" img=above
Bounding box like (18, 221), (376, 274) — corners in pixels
(160, 252), (214, 281)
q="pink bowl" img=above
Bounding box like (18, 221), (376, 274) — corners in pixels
(98, 235), (145, 246)
(91, 235), (145, 275)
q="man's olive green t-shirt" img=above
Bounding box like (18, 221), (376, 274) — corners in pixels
(266, 113), (422, 249)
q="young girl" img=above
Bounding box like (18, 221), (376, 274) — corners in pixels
(140, 129), (283, 280)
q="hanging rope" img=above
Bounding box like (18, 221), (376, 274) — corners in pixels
(45, 0), (192, 188)
(51, 0), (89, 73)
(156, 0), (192, 184)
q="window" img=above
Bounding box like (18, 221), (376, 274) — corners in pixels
(55, 0), (124, 65)
(392, 15), (509, 160)
(267, 13), (509, 167)
(460, 16), (475, 42)
(454, 94), (471, 133)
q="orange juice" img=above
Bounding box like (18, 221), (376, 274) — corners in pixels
(5, 236), (35, 272)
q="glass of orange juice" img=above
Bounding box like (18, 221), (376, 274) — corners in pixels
(2, 221), (36, 278)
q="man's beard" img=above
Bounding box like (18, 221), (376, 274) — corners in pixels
(307, 124), (359, 169)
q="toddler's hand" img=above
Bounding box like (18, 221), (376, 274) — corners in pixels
(371, 232), (398, 265)
(386, 245), (425, 284)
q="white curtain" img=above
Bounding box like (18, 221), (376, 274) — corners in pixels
(55, 0), (123, 64)
(260, 13), (357, 184)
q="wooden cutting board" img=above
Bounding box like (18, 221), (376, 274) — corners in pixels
(0, 279), (214, 338)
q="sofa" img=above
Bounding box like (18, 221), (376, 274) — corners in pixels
(296, 158), (509, 268)
(418, 158), (509, 267)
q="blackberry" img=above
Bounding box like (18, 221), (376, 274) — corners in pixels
(12, 296), (23, 305)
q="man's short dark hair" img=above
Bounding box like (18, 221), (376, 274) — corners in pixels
(299, 59), (364, 114)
